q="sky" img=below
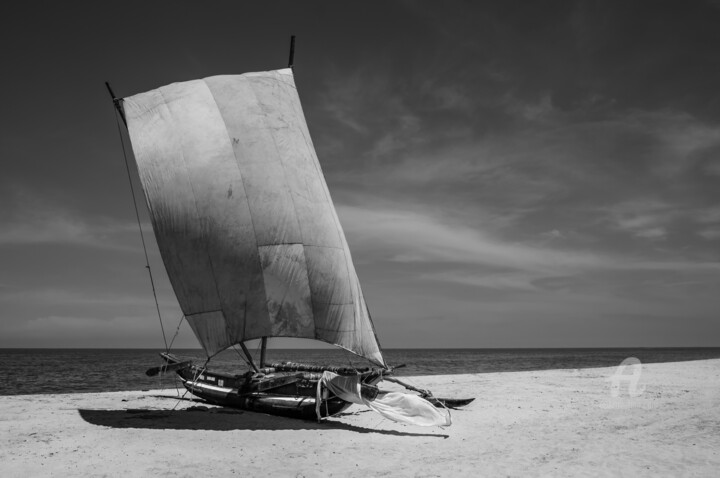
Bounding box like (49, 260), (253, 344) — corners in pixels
(1, 1), (719, 349)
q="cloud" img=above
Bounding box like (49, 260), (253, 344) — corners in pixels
(337, 202), (719, 344)
(342, 198), (720, 346)
(0, 186), (148, 250)
(1, 314), (188, 348)
(323, 69), (719, 183)
(634, 227), (666, 240)
(0, 286), (176, 309)
(319, 71), (371, 134)
(338, 204), (719, 276)
(319, 80), (720, 263)
(597, 198), (720, 244)
(704, 158), (720, 176)
(698, 227), (720, 240)
(628, 110), (720, 178)
(0, 212), (140, 249)
(418, 270), (537, 292)
(425, 84), (475, 112)
(694, 206), (720, 224)
(501, 92), (555, 122)
(324, 76), (425, 161)
(600, 198), (674, 239)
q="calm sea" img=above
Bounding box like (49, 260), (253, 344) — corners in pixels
(1, 347), (719, 396)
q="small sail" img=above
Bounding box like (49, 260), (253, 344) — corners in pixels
(122, 69), (385, 367)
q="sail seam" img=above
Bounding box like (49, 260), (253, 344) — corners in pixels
(286, 74), (346, 250)
(286, 70), (385, 364)
(156, 86), (226, 337)
(202, 77), (268, 342)
(282, 71), (358, 341)
(247, 72), (312, 332)
(247, 72), (305, 245)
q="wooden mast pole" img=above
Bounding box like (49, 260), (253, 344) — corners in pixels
(259, 337), (268, 368)
(240, 342), (260, 373)
(256, 36), (296, 370)
(105, 82), (127, 127)
(288, 35), (296, 69)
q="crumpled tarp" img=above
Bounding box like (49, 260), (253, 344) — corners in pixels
(316, 372), (451, 427)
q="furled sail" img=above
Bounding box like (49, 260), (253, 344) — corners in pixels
(122, 69), (385, 367)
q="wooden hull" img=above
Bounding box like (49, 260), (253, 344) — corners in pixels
(180, 378), (352, 420)
(159, 354), (357, 420)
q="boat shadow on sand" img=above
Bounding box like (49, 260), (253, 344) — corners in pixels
(77, 396), (449, 438)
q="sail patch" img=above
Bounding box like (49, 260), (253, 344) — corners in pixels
(258, 244), (314, 337)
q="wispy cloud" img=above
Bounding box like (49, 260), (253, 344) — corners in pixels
(0, 212), (140, 249)
(338, 204), (719, 276)
(694, 206), (720, 224)
(2, 314), (189, 348)
(319, 70), (720, 259)
(600, 198), (674, 240)
(0, 286), (176, 309)
(698, 227), (720, 240)
(634, 227), (666, 240)
(339, 203), (720, 336)
(319, 70), (371, 135)
(0, 187), (148, 250)
(418, 270), (537, 292)
(704, 158), (720, 176)
(319, 68), (429, 163)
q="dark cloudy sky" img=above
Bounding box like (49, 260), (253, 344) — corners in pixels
(1, 1), (719, 349)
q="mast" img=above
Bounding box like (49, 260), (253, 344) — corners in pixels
(260, 337), (268, 368)
(259, 36), (290, 370)
(287, 35), (296, 69)
(257, 36), (289, 371)
(105, 82), (127, 127)
(240, 342), (259, 373)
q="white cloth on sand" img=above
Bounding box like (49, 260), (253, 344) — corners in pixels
(316, 372), (451, 427)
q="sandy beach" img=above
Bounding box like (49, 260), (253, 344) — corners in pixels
(1, 359), (718, 477)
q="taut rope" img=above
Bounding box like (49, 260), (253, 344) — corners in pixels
(112, 107), (169, 353)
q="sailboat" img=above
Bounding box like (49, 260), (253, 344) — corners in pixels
(108, 40), (472, 425)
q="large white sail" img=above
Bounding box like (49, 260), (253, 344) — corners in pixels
(123, 69), (385, 366)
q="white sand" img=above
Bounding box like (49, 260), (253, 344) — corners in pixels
(1, 359), (718, 477)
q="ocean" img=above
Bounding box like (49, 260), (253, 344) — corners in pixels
(2, 347), (719, 396)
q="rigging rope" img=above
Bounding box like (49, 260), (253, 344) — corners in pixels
(343, 349), (360, 372)
(167, 315), (186, 351)
(232, 344), (255, 370)
(112, 109), (169, 353)
(172, 359), (210, 411)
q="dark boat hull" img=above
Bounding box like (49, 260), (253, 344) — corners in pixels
(180, 377), (352, 420)
(158, 354), (357, 420)
(154, 353), (475, 420)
